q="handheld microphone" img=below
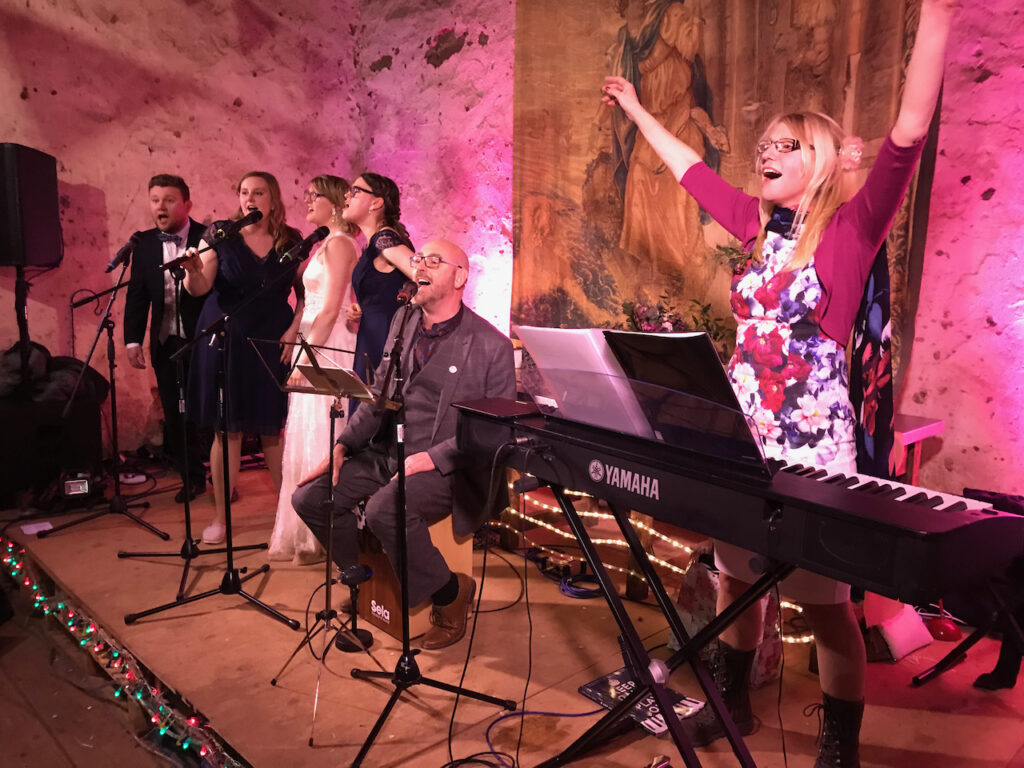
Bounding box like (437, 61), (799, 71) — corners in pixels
(105, 232), (142, 273)
(213, 209), (263, 241)
(397, 280), (418, 305)
(158, 250), (196, 273)
(280, 225), (330, 264)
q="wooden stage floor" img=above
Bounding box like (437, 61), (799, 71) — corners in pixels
(2, 469), (1024, 768)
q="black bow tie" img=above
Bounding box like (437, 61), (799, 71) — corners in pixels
(158, 231), (182, 246)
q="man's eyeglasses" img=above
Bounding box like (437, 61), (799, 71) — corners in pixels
(411, 253), (463, 270)
(302, 190), (324, 203)
(755, 138), (801, 155)
(347, 185), (374, 197)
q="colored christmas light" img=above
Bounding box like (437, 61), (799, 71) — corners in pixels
(0, 533), (243, 768)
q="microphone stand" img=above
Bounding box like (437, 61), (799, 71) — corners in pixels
(268, 338), (386, 745)
(348, 302), (516, 768)
(123, 246), (303, 630)
(39, 257), (167, 540)
(118, 263), (236, 600)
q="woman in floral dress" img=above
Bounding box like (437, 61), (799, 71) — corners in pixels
(600, 2), (958, 764)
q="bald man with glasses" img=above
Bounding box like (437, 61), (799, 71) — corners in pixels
(293, 238), (514, 650)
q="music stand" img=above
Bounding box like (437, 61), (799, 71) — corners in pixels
(475, 329), (778, 767)
(347, 303), (516, 768)
(267, 337), (386, 745)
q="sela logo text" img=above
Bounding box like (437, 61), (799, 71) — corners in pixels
(370, 600), (391, 624)
(589, 459), (660, 500)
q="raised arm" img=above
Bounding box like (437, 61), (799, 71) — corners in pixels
(602, 75), (704, 181)
(890, 0), (958, 147)
(380, 240), (415, 279)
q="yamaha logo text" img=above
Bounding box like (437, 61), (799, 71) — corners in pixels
(589, 459), (660, 500)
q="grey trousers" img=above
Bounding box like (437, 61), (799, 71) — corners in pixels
(291, 448), (455, 607)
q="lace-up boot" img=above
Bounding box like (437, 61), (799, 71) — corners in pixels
(679, 640), (756, 747)
(813, 693), (863, 768)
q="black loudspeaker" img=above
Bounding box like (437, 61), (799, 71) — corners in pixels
(0, 396), (102, 506)
(0, 143), (62, 267)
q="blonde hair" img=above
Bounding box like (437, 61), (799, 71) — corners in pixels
(311, 174), (359, 237)
(752, 112), (854, 271)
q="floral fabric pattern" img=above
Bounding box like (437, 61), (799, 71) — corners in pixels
(727, 229), (856, 468)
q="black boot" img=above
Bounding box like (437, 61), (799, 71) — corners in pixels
(813, 693), (863, 768)
(679, 641), (756, 747)
(974, 635), (1023, 691)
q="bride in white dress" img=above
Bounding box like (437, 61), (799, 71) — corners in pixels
(268, 175), (359, 563)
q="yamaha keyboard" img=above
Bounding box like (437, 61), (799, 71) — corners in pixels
(457, 398), (1024, 606)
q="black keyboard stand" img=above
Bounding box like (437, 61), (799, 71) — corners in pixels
(912, 574), (1024, 687)
(534, 483), (795, 768)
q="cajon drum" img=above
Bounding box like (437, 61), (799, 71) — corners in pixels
(357, 516), (473, 640)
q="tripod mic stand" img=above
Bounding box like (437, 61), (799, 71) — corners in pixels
(267, 347), (387, 744)
(348, 303), (516, 768)
(123, 294), (299, 629)
(40, 257), (167, 541)
(118, 265), (252, 601)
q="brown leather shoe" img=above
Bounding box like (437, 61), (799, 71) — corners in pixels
(420, 573), (476, 650)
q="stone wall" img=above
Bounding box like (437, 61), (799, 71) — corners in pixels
(0, 0), (513, 452)
(898, 2), (1024, 496)
(1, 1), (1021, 498)
(357, 0), (514, 321)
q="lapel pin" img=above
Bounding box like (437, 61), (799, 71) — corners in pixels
(449, 365), (458, 374)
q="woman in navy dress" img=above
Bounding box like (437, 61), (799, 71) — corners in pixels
(341, 173), (415, 408)
(182, 171), (302, 544)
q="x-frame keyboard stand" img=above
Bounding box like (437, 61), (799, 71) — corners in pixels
(534, 482), (794, 768)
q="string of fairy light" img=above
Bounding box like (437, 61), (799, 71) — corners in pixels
(1, 481), (810, 765)
(501, 482), (812, 644)
(1, 536), (244, 768)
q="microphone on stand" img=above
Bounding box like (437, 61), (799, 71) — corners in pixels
(280, 226), (330, 264)
(105, 232), (142, 273)
(373, 281), (420, 417)
(339, 563), (373, 586)
(213, 209), (263, 241)
(397, 281), (418, 305)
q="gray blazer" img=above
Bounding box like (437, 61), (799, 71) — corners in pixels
(339, 303), (516, 534)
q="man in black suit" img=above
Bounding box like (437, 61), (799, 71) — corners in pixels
(123, 174), (210, 502)
(293, 238), (515, 650)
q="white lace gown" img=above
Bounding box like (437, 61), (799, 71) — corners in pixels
(268, 234), (357, 562)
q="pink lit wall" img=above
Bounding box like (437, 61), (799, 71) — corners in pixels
(898, 2), (1024, 497)
(357, 4), (514, 328)
(0, 0), (513, 452)
(1, 1), (1020, 501)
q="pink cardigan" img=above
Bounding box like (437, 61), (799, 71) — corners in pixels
(680, 136), (924, 345)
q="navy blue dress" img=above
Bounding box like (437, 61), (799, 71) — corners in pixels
(187, 222), (300, 434)
(351, 229), (411, 394)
